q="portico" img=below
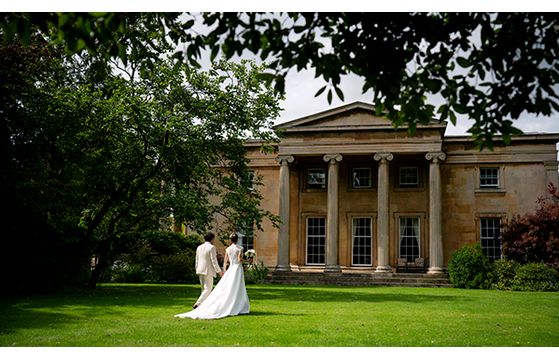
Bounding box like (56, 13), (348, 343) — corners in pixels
(232, 101), (559, 280)
(273, 102), (447, 273)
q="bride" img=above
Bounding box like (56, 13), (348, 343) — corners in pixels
(175, 233), (250, 319)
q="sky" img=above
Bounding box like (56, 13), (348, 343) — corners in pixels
(277, 67), (559, 137)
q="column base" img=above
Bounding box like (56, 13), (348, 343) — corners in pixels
(324, 264), (342, 273)
(375, 265), (392, 273)
(275, 265), (292, 272)
(427, 267), (444, 274)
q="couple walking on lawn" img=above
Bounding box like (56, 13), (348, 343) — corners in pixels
(175, 232), (250, 320)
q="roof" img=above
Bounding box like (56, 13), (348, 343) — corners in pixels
(274, 101), (447, 133)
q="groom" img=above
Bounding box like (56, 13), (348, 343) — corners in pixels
(193, 232), (223, 309)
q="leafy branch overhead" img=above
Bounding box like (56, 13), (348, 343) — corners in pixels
(193, 13), (559, 149)
(2, 12), (559, 148)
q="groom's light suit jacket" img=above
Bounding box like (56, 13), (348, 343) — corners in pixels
(195, 242), (222, 277)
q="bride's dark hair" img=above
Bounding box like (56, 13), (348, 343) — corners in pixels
(229, 233), (238, 243)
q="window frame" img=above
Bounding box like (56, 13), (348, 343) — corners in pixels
(247, 170), (256, 191)
(351, 216), (373, 266)
(479, 217), (502, 261)
(479, 167), (500, 188)
(305, 216), (326, 265)
(306, 167), (327, 191)
(398, 166), (420, 188)
(398, 216), (421, 262)
(238, 223), (255, 251)
(475, 165), (506, 194)
(351, 166), (373, 189)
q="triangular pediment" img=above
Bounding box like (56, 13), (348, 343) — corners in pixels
(275, 101), (445, 132)
(276, 102), (387, 130)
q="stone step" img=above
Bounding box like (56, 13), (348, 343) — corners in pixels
(265, 271), (452, 288)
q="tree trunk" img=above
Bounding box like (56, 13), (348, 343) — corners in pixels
(88, 237), (112, 288)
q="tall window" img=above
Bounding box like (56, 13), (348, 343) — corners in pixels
(247, 170), (255, 191)
(480, 167), (499, 188)
(307, 168), (326, 189)
(352, 217), (372, 266)
(399, 167), (419, 188)
(238, 224), (254, 251)
(306, 217), (326, 265)
(399, 217), (420, 262)
(352, 167), (372, 188)
(480, 218), (501, 261)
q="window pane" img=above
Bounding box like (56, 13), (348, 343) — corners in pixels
(353, 167), (372, 188)
(247, 171), (255, 190)
(480, 218), (501, 261)
(307, 217), (326, 264)
(308, 168), (326, 189)
(238, 221), (254, 251)
(352, 217), (372, 266)
(399, 217), (420, 262)
(399, 167), (419, 187)
(480, 168), (499, 188)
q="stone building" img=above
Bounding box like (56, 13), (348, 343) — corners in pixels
(218, 102), (559, 275)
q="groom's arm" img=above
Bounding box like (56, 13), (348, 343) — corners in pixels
(210, 246), (222, 275)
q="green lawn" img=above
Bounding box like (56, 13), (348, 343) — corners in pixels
(1, 283), (558, 346)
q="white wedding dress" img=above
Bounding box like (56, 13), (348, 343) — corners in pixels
(175, 244), (250, 320)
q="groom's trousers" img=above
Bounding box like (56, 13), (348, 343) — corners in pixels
(195, 274), (214, 306)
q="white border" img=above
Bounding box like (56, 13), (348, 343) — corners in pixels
(5, 1), (559, 12)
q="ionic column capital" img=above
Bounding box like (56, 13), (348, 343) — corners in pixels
(374, 152), (394, 163)
(323, 153), (343, 164)
(276, 155), (294, 166)
(425, 152), (446, 163)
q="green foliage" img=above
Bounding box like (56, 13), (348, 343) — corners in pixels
(110, 261), (149, 283)
(109, 231), (200, 284)
(244, 261), (269, 284)
(117, 231), (202, 256)
(448, 244), (493, 289)
(197, 13), (556, 150)
(0, 35), (281, 292)
(491, 259), (520, 291)
(3, 13), (558, 147)
(150, 249), (197, 284)
(510, 263), (559, 292)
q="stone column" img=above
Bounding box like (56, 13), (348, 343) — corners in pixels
(323, 153), (343, 273)
(275, 155), (294, 271)
(425, 152), (446, 274)
(374, 152), (393, 273)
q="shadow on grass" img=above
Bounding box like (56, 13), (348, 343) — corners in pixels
(247, 285), (466, 304)
(0, 283), (466, 335)
(248, 310), (306, 317)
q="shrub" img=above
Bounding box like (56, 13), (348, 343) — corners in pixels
(501, 183), (559, 271)
(511, 262), (559, 292)
(448, 244), (492, 289)
(150, 249), (197, 284)
(108, 230), (202, 284)
(491, 259), (520, 290)
(244, 261), (269, 284)
(114, 231), (202, 257)
(110, 261), (149, 283)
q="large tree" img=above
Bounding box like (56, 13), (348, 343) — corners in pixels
(0, 36), (281, 291)
(2, 12), (558, 148)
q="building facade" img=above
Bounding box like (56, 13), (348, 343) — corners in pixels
(224, 102), (559, 274)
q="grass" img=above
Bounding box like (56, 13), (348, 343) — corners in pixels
(0, 283), (558, 346)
